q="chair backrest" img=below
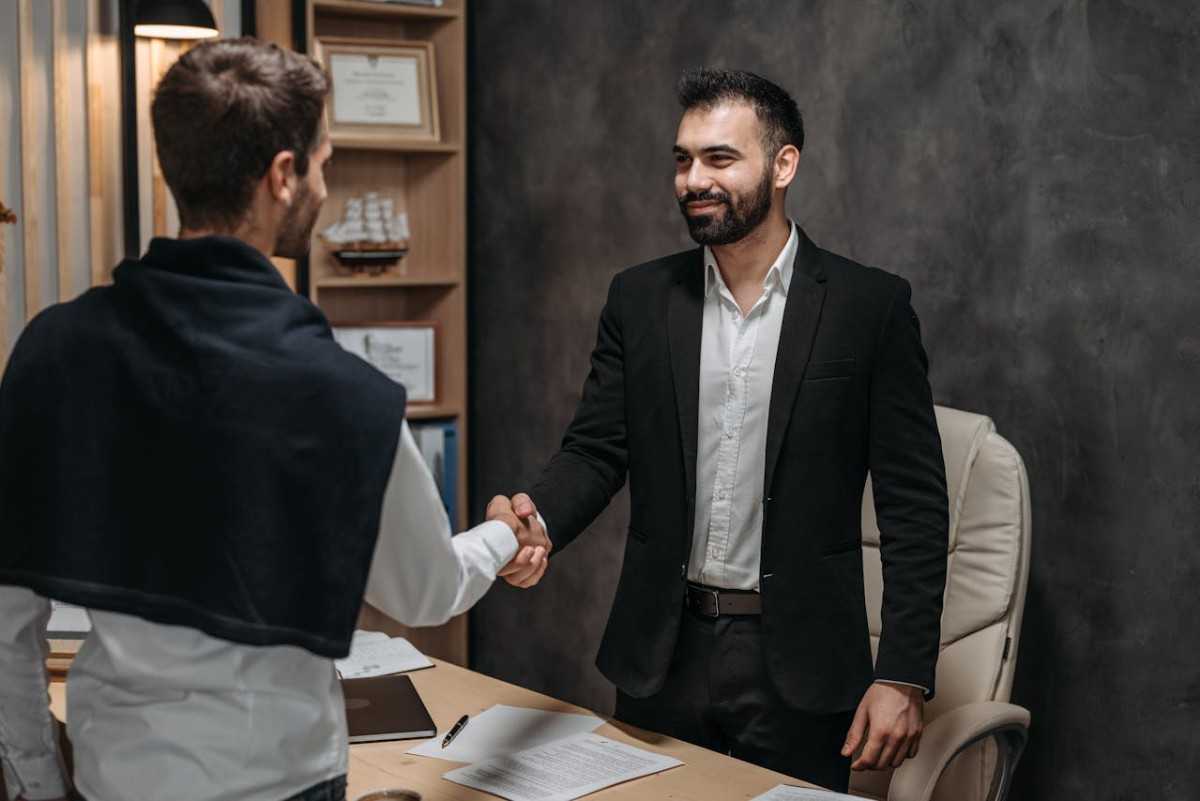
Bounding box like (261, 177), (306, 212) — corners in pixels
(851, 406), (1032, 801)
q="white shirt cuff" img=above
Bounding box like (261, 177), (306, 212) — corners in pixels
(876, 679), (931, 695)
(457, 519), (519, 567)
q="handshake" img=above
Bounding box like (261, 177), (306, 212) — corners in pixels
(487, 493), (551, 588)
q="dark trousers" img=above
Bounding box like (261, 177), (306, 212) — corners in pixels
(615, 607), (855, 793)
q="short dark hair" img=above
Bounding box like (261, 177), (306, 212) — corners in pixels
(152, 37), (330, 231)
(676, 68), (804, 157)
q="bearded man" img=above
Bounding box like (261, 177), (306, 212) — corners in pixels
(503, 68), (949, 792)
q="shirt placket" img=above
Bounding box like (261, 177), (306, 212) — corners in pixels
(704, 295), (760, 586)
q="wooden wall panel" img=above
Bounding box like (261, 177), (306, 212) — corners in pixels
(17, 0), (45, 321)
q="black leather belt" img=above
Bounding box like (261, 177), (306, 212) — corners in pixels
(686, 582), (762, 617)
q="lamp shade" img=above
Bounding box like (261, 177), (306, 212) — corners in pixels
(134, 0), (219, 40)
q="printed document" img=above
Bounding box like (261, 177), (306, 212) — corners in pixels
(335, 630), (432, 679)
(443, 732), (682, 801)
(408, 704), (603, 764)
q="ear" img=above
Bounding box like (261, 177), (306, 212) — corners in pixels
(773, 144), (801, 190)
(267, 150), (299, 206)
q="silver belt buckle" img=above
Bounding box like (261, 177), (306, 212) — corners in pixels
(702, 587), (721, 618)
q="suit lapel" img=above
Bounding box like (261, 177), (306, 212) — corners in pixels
(764, 232), (827, 496)
(667, 250), (705, 534)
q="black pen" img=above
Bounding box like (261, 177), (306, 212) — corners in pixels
(441, 714), (470, 748)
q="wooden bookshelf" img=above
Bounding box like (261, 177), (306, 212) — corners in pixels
(258, 0), (471, 666)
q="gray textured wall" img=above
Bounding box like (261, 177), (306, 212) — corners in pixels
(466, 1), (1200, 797)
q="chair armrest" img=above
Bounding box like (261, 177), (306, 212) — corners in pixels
(887, 701), (1030, 801)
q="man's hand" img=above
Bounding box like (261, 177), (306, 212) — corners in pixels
(842, 682), (925, 771)
(487, 494), (551, 588)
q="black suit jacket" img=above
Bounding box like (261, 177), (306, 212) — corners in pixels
(530, 229), (949, 713)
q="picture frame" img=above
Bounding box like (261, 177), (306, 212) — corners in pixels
(332, 321), (438, 404)
(313, 36), (441, 146)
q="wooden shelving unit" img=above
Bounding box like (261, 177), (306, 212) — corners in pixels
(262, 0), (471, 665)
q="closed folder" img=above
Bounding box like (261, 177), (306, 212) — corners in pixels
(342, 674), (437, 743)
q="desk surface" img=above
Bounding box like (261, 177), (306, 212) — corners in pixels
(49, 657), (813, 800)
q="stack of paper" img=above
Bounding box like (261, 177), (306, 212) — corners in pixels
(409, 706), (680, 801)
(335, 630), (433, 679)
(444, 733), (682, 801)
(409, 704), (604, 763)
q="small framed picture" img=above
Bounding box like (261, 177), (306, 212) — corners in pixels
(333, 322), (438, 404)
(314, 36), (441, 145)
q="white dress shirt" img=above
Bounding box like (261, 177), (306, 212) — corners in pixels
(0, 420), (517, 801)
(681, 224), (929, 695)
(687, 224), (798, 590)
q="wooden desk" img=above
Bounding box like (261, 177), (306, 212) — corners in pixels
(49, 659), (814, 800)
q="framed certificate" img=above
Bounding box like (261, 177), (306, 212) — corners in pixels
(333, 322), (438, 404)
(314, 37), (441, 145)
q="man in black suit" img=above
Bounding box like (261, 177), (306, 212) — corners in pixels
(503, 68), (948, 791)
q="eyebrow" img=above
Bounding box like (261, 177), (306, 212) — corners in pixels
(673, 144), (744, 158)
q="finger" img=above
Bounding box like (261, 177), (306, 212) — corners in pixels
(907, 732), (921, 761)
(498, 546), (534, 576)
(892, 734), (913, 768)
(506, 547), (542, 584)
(852, 728), (886, 771)
(512, 493), (537, 518)
(515, 552), (549, 588)
(875, 730), (901, 770)
(487, 495), (513, 517)
(842, 704), (868, 757)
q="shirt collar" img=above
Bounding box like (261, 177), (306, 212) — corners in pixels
(704, 221), (799, 299)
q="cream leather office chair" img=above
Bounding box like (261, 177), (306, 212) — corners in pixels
(850, 406), (1032, 801)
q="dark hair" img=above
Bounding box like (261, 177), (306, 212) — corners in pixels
(676, 68), (804, 157)
(152, 37), (330, 231)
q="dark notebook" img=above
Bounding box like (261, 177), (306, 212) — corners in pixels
(342, 674), (437, 743)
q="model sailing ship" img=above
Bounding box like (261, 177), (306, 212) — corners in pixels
(319, 193), (411, 275)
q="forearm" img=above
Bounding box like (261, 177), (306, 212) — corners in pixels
(869, 278), (949, 691)
(0, 586), (68, 801)
(529, 448), (626, 552)
(527, 274), (630, 549)
(363, 423), (517, 627)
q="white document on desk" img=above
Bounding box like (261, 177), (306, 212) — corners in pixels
(407, 704), (603, 764)
(750, 785), (861, 801)
(443, 732), (683, 801)
(334, 630), (433, 679)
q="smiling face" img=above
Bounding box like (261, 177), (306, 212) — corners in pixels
(673, 100), (778, 246)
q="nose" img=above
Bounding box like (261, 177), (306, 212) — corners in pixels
(685, 160), (714, 195)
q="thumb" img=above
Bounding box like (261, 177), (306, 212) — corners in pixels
(842, 701), (869, 757)
(513, 492), (537, 519)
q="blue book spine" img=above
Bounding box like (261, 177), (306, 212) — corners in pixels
(440, 421), (458, 528)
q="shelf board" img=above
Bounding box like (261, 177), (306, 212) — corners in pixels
(314, 0), (461, 21)
(329, 136), (461, 154)
(407, 403), (461, 420)
(315, 274), (460, 289)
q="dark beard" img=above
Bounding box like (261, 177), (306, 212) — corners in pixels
(678, 166), (775, 246)
(275, 183), (321, 259)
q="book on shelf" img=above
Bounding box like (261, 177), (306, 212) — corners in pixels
(411, 419), (458, 527)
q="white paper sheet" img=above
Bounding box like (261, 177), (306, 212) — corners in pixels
(48, 602), (91, 636)
(750, 785), (862, 801)
(407, 704), (603, 764)
(443, 732), (683, 801)
(334, 630), (432, 679)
